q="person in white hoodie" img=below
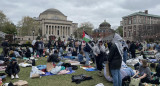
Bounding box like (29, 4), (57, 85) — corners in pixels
(88, 41), (104, 76)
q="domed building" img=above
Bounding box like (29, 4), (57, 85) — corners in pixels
(39, 8), (78, 40)
(92, 20), (115, 40)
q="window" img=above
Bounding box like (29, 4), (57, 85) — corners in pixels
(57, 30), (59, 35)
(129, 31), (131, 37)
(124, 32), (126, 37)
(134, 30), (136, 35)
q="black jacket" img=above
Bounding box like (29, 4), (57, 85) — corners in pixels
(5, 62), (20, 74)
(1, 41), (9, 47)
(129, 43), (136, 52)
(108, 43), (122, 69)
(83, 43), (91, 53)
(47, 54), (59, 62)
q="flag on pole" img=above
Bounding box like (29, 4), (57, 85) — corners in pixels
(82, 31), (92, 42)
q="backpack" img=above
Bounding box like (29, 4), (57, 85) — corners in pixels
(71, 65), (78, 70)
(38, 43), (43, 49)
(72, 74), (93, 84)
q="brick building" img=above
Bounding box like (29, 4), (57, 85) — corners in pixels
(121, 10), (160, 41)
(92, 20), (115, 40)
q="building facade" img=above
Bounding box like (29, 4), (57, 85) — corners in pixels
(121, 10), (160, 41)
(92, 20), (115, 40)
(38, 8), (78, 41)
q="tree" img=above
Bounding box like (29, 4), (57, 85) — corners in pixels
(0, 11), (8, 31)
(73, 22), (94, 39)
(0, 10), (17, 35)
(2, 22), (17, 34)
(17, 16), (40, 36)
(115, 26), (123, 37)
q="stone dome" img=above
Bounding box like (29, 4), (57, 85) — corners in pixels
(41, 8), (65, 16)
(39, 8), (67, 20)
(99, 20), (111, 28)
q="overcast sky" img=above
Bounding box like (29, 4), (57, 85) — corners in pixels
(1, 0), (160, 29)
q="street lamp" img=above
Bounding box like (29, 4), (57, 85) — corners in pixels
(32, 30), (35, 40)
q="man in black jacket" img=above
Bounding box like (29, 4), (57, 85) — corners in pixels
(129, 41), (136, 58)
(108, 34), (123, 86)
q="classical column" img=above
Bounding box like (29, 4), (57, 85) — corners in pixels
(60, 26), (61, 36)
(63, 26), (66, 36)
(50, 25), (52, 35)
(53, 26), (55, 36)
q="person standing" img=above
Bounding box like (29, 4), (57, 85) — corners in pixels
(129, 41), (136, 58)
(97, 41), (106, 76)
(38, 39), (44, 57)
(1, 40), (9, 57)
(108, 34), (123, 86)
(123, 46), (128, 63)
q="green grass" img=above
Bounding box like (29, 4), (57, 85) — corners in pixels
(0, 48), (2, 53)
(2, 57), (112, 86)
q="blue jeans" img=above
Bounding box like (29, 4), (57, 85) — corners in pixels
(111, 69), (122, 86)
(78, 54), (84, 62)
(84, 51), (90, 65)
(123, 51), (128, 63)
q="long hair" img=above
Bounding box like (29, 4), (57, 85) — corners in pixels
(142, 59), (148, 68)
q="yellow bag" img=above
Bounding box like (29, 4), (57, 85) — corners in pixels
(105, 61), (111, 77)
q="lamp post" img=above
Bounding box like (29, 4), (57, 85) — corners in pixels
(32, 30), (35, 40)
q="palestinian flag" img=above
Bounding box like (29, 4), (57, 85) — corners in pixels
(82, 31), (92, 42)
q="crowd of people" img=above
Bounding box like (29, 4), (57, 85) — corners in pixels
(1, 33), (160, 86)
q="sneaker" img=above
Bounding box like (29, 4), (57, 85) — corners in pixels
(15, 74), (19, 79)
(11, 75), (14, 79)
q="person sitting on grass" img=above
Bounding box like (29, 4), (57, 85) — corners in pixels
(47, 50), (59, 63)
(78, 51), (84, 63)
(14, 48), (21, 58)
(5, 59), (20, 79)
(25, 47), (31, 58)
(9, 50), (16, 58)
(132, 59), (151, 83)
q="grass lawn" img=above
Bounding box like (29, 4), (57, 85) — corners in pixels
(2, 57), (113, 86)
(0, 48), (2, 53)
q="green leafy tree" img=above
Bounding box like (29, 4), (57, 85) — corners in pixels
(115, 26), (123, 37)
(18, 16), (40, 36)
(0, 11), (8, 31)
(2, 22), (17, 34)
(0, 11), (17, 35)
